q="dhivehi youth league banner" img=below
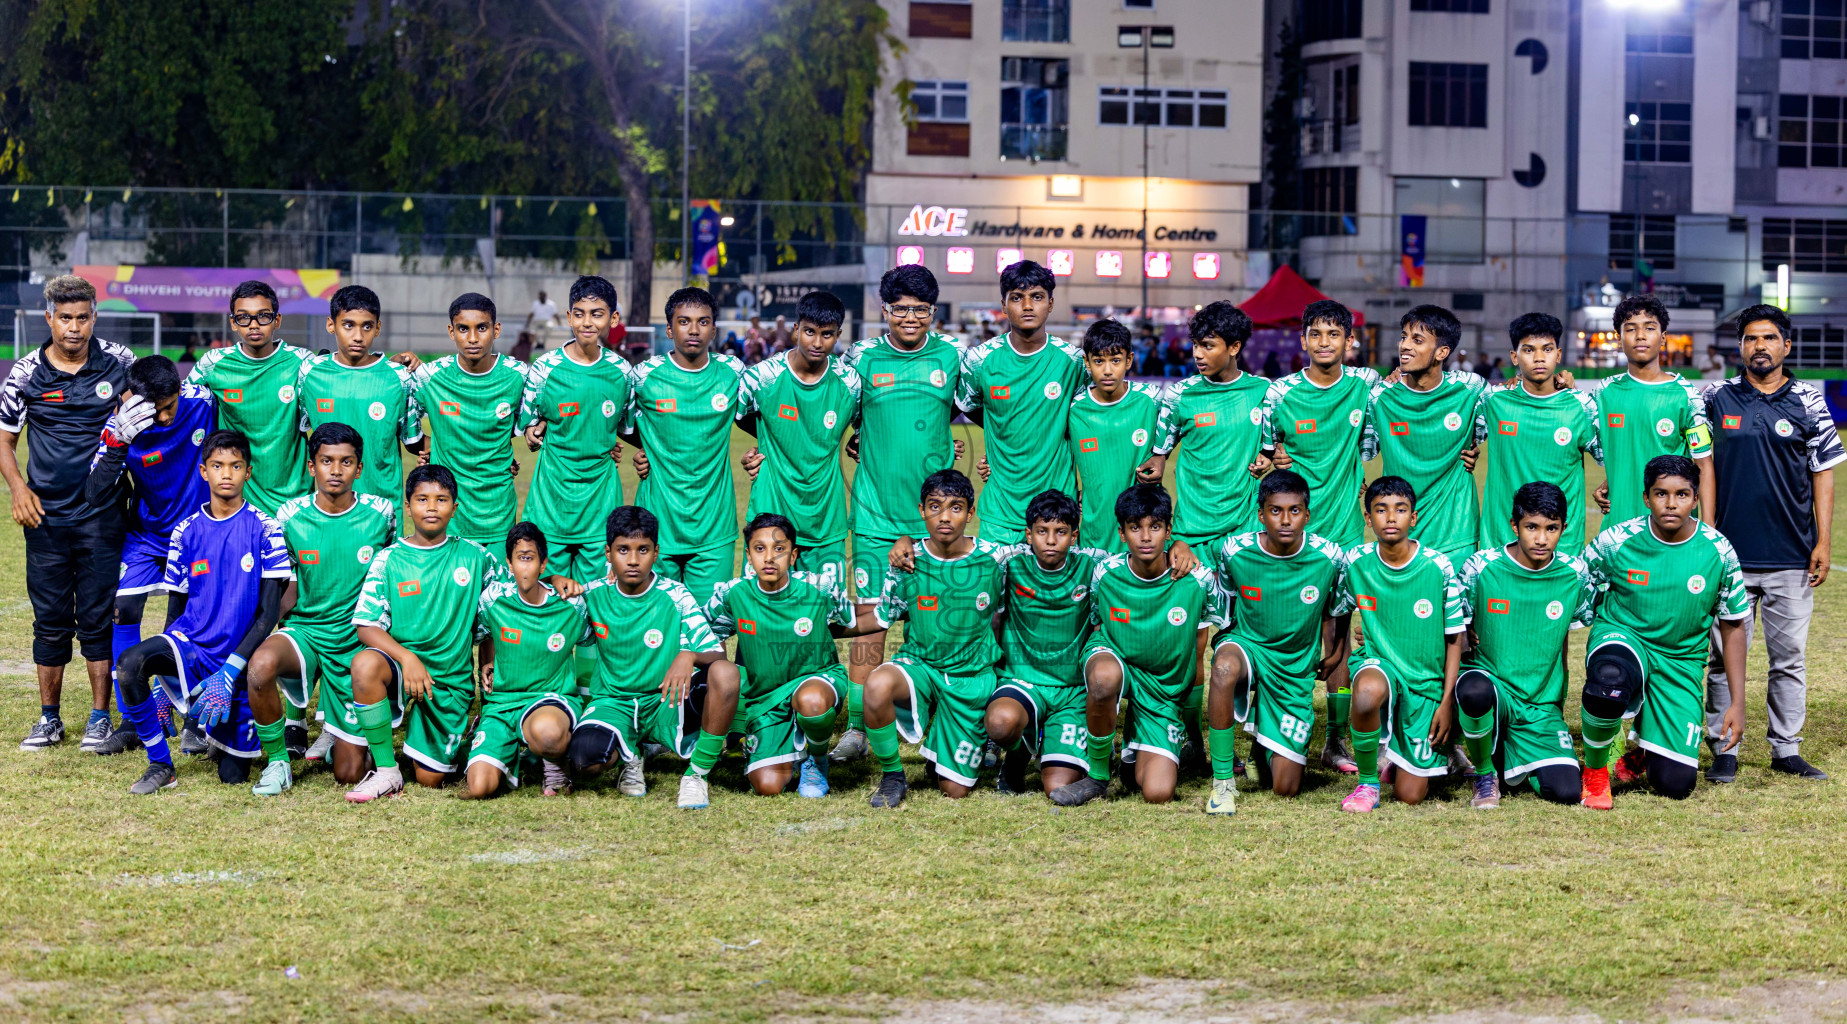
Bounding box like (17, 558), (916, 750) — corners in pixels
(75, 266), (342, 315)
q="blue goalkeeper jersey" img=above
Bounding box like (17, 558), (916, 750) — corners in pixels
(159, 501), (291, 663)
(94, 382), (216, 538)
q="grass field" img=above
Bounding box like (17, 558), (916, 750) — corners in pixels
(2, 420), (1845, 1023)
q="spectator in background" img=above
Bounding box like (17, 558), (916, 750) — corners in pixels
(1491, 356), (1507, 381)
(1261, 350), (1283, 379)
(1163, 332), (1190, 378)
(510, 330), (534, 361)
(604, 316), (627, 356)
(526, 290), (558, 350)
(770, 315), (793, 353)
(744, 316), (765, 355)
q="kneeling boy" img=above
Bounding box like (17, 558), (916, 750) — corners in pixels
(1336, 476), (1465, 813)
(1453, 481), (1598, 809)
(346, 464), (507, 802)
(1206, 469), (1349, 814)
(707, 513), (874, 798)
(117, 430), (290, 794)
(1051, 484), (1228, 807)
(862, 469), (1009, 807)
(571, 506), (741, 809)
(468, 522), (590, 798)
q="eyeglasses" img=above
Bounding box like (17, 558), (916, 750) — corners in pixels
(230, 312), (279, 327)
(885, 304), (935, 321)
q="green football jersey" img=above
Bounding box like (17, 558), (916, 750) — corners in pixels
(1580, 517), (1748, 664)
(275, 491), (398, 634)
(1257, 366), (1382, 547)
(1456, 545), (1597, 706)
(1337, 541), (1465, 697)
(955, 334), (1089, 538)
(186, 342), (314, 514)
(1087, 555), (1229, 697)
(580, 572), (722, 701)
(1153, 372), (1273, 541)
(1478, 382), (1604, 552)
(295, 353), (423, 502)
(1592, 372), (1714, 526)
(477, 580), (591, 697)
(843, 332), (963, 541)
(997, 544), (1111, 688)
(873, 539), (1011, 675)
(351, 535), (506, 685)
(411, 354), (530, 546)
(705, 570), (856, 703)
(1360, 372), (1490, 563)
(1212, 531), (1350, 679)
(736, 353), (862, 548)
(627, 352), (746, 555)
(520, 347), (633, 548)
(1066, 383), (1163, 552)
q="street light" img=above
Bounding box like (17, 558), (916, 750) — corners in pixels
(1119, 23), (1174, 323)
(682, 0), (691, 285)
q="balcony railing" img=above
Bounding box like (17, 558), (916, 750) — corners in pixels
(1001, 124), (1069, 161)
(1299, 119), (1361, 157)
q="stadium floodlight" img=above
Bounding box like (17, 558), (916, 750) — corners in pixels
(1777, 263), (1791, 310)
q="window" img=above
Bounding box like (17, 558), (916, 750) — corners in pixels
(1762, 219), (1847, 273)
(1609, 215), (1677, 272)
(1395, 177), (1485, 263)
(1783, 0), (1846, 60)
(1124, 0), (1154, 7)
(1792, 325), (1847, 367)
(1335, 62), (1360, 125)
(1624, 101), (1692, 163)
(1411, 0), (1488, 11)
(1408, 63), (1488, 128)
(1779, 94), (1845, 169)
(1301, 167), (1359, 237)
(1098, 86), (1227, 127)
(1001, 58), (1069, 160)
(909, 2), (972, 39)
(1002, 0), (1069, 43)
(1301, 0), (1362, 43)
(912, 81), (969, 122)
(1625, 12), (1694, 53)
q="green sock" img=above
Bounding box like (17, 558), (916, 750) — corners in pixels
(282, 702), (306, 725)
(1459, 706), (1495, 774)
(256, 718), (289, 765)
(867, 720), (902, 773)
(1352, 724), (1382, 787)
(686, 729), (725, 777)
(1182, 684), (1203, 737)
(1580, 711), (1623, 769)
(1086, 729), (1114, 782)
(795, 707), (836, 748)
(1329, 687), (1351, 733)
(1208, 726), (1240, 781)
(847, 681), (865, 732)
(353, 699), (396, 772)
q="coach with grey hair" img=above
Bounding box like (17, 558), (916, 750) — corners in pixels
(0, 274), (134, 751)
(1702, 303), (1843, 783)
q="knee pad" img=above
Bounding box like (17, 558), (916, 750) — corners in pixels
(114, 592), (148, 625)
(1582, 647), (1641, 720)
(1455, 671), (1496, 718)
(1534, 764), (1581, 805)
(1648, 757), (1697, 799)
(567, 724), (619, 774)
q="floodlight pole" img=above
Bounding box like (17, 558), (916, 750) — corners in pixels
(682, 0), (691, 286)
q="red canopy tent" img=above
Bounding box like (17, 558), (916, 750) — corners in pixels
(1238, 265), (1364, 328)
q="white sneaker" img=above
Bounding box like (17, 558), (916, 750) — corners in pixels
(1206, 777), (1238, 816)
(677, 773), (710, 809)
(303, 730), (336, 764)
(344, 766), (404, 803)
(617, 758), (647, 797)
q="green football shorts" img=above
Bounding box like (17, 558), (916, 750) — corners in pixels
(467, 692), (581, 785)
(740, 666), (844, 774)
(989, 676), (1089, 772)
(1085, 640), (1190, 765)
(885, 653), (997, 787)
(1586, 623), (1704, 768)
(272, 623), (369, 743)
(1350, 654), (1447, 778)
(1216, 630), (1317, 765)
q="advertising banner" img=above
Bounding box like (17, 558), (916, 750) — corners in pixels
(1397, 216), (1425, 288)
(75, 266), (342, 315)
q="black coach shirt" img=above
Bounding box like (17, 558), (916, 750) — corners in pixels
(1705, 375), (1846, 571)
(0, 338), (135, 525)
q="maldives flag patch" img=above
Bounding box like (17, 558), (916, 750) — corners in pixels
(1357, 594), (1377, 611)
(1607, 413), (1625, 429)
(1498, 421), (1518, 436)
(222, 389), (243, 404)
(398, 580), (422, 596)
(1109, 606), (1131, 622)
(440, 401), (462, 417)
(1079, 437), (1099, 452)
(1626, 569), (1650, 586)
(317, 398), (335, 412)
(1014, 583), (1037, 598)
(41, 390), (64, 403)
(559, 402), (580, 417)
(872, 373), (896, 387)
(141, 451), (163, 466)
(990, 386), (1011, 400)
(1295, 419), (1316, 434)
(1195, 413), (1216, 427)
(778, 405), (798, 421)
(1389, 422), (1410, 436)
(655, 398), (677, 413)
(916, 596), (939, 611)
(500, 627), (522, 644)
(1722, 415), (1741, 429)
(298, 550), (320, 565)
(1488, 598), (1510, 615)
(592, 621), (610, 639)
(190, 559), (211, 576)
(1241, 585), (1262, 601)
(739, 619), (758, 635)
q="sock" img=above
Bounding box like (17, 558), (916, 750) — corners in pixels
(1208, 727), (1240, 780)
(113, 624), (142, 666)
(1182, 684), (1203, 737)
(1086, 729), (1114, 782)
(353, 699), (397, 772)
(1329, 687), (1351, 733)
(41, 703), (61, 724)
(256, 718), (288, 765)
(1459, 706), (1495, 774)
(283, 702), (306, 725)
(1352, 724), (1382, 787)
(88, 707), (110, 726)
(124, 696), (171, 765)
(1580, 710), (1623, 770)
(686, 729), (725, 777)
(847, 681), (865, 732)
(867, 721), (902, 774)
(795, 707), (836, 748)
